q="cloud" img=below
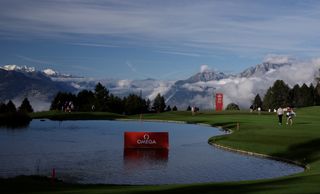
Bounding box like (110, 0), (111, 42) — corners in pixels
(263, 54), (293, 64)
(200, 65), (210, 73)
(2, 0), (320, 55)
(180, 57), (320, 109)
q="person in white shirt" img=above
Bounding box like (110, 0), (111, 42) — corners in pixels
(277, 107), (284, 125)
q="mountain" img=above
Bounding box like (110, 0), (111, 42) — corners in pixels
(164, 70), (224, 109)
(1, 60), (319, 111)
(239, 62), (291, 78)
(165, 61), (319, 110)
(0, 66), (76, 111)
(175, 70), (227, 85)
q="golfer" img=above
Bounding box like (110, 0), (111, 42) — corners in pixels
(277, 107), (284, 125)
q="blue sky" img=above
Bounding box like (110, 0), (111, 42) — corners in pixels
(1, 0), (320, 80)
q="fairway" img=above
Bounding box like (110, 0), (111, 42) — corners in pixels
(2, 107), (320, 194)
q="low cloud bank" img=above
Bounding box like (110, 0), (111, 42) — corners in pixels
(181, 58), (320, 109)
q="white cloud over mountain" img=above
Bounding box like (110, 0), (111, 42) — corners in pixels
(1, 55), (320, 111)
(175, 57), (320, 109)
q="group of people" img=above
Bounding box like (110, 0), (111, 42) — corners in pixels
(277, 107), (296, 126)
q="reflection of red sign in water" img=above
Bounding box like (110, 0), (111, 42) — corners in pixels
(124, 149), (168, 161)
(215, 93), (223, 111)
(124, 132), (169, 149)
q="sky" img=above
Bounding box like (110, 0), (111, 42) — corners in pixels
(1, 0), (320, 80)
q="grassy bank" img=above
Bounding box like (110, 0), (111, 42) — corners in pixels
(2, 107), (320, 193)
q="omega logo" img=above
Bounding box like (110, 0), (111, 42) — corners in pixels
(137, 133), (157, 145)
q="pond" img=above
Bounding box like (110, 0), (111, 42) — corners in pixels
(0, 120), (303, 185)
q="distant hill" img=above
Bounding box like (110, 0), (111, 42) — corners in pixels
(1, 60), (319, 111)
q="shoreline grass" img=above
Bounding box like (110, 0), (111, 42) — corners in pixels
(2, 107), (320, 193)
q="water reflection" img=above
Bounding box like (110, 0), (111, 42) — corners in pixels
(123, 149), (168, 170)
(0, 120), (304, 184)
(0, 113), (31, 129)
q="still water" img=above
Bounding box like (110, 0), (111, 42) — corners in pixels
(0, 120), (303, 185)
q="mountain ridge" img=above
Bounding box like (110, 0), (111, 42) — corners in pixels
(0, 61), (318, 111)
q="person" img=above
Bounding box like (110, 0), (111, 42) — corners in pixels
(277, 107), (284, 125)
(286, 108), (296, 125)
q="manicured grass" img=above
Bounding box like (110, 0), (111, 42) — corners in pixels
(2, 107), (320, 193)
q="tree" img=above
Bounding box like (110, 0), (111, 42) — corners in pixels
(252, 94), (263, 110)
(124, 94), (148, 115)
(300, 84), (314, 107)
(263, 80), (290, 110)
(0, 102), (7, 113)
(314, 83), (320, 105)
(109, 94), (124, 114)
(77, 90), (95, 111)
(226, 103), (240, 110)
(172, 106), (178, 111)
(94, 82), (109, 111)
(152, 93), (166, 113)
(187, 106), (191, 111)
(6, 100), (16, 113)
(166, 105), (172, 112)
(50, 92), (77, 111)
(18, 98), (34, 113)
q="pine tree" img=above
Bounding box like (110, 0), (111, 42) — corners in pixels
(18, 98), (34, 113)
(153, 93), (166, 113)
(226, 103), (240, 110)
(172, 106), (178, 111)
(94, 82), (109, 111)
(263, 80), (290, 110)
(77, 90), (95, 111)
(252, 94), (263, 110)
(6, 100), (16, 113)
(0, 102), (8, 113)
(314, 83), (320, 105)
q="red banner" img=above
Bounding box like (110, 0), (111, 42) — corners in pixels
(124, 132), (169, 149)
(215, 93), (223, 111)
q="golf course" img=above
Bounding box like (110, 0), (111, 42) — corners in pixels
(1, 106), (320, 194)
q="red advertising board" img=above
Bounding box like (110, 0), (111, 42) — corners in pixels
(124, 132), (169, 149)
(215, 93), (223, 111)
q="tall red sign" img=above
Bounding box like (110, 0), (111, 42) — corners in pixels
(215, 93), (223, 111)
(124, 132), (169, 149)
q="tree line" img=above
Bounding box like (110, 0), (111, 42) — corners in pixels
(0, 98), (33, 128)
(0, 98), (34, 114)
(50, 82), (178, 115)
(251, 80), (320, 110)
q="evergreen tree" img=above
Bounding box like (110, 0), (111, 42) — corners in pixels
(166, 105), (172, 112)
(94, 82), (109, 111)
(0, 102), (7, 113)
(291, 84), (301, 107)
(263, 80), (290, 110)
(262, 87), (273, 110)
(6, 100), (16, 113)
(109, 94), (124, 114)
(187, 106), (191, 111)
(77, 90), (95, 111)
(50, 92), (76, 111)
(172, 106), (178, 111)
(123, 94), (148, 115)
(153, 93), (166, 113)
(18, 98), (34, 113)
(226, 103), (240, 110)
(252, 94), (263, 110)
(314, 83), (320, 105)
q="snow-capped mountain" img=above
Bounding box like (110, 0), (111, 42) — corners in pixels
(164, 60), (320, 110)
(1, 58), (319, 111)
(1, 64), (35, 73)
(239, 62), (291, 78)
(0, 67), (76, 111)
